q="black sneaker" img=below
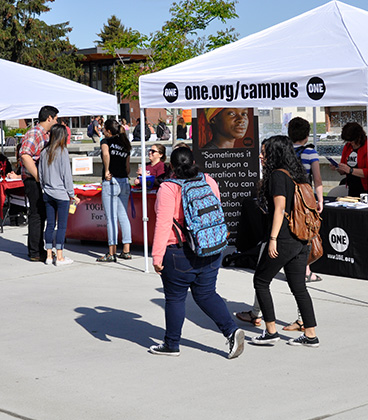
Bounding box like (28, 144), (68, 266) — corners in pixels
(288, 334), (319, 347)
(227, 329), (245, 359)
(96, 253), (117, 262)
(149, 343), (180, 356)
(252, 330), (280, 345)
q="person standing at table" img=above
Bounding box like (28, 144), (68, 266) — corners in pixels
(150, 146), (244, 358)
(251, 136), (319, 347)
(96, 119), (132, 262)
(134, 144), (167, 187)
(289, 117), (323, 280)
(38, 124), (80, 266)
(335, 122), (368, 197)
(19, 105), (59, 262)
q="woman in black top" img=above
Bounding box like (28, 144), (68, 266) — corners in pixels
(176, 117), (187, 140)
(97, 119), (132, 262)
(251, 135), (319, 347)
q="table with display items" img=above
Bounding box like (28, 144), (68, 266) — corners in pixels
(235, 197), (368, 280)
(311, 199), (368, 280)
(65, 185), (157, 246)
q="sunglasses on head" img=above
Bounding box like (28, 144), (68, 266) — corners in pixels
(148, 149), (158, 154)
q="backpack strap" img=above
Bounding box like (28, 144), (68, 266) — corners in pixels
(275, 169), (295, 221)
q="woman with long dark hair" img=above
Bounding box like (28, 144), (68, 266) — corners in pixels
(39, 124), (80, 266)
(251, 135), (319, 347)
(96, 119), (132, 262)
(150, 147), (244, 358)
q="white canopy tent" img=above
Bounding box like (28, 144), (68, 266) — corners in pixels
(138, 1), (368, 271)
(140, 1), (368, 109)
(0, 58), (117, 120)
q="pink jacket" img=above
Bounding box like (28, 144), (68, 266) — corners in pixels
(151, 174), (221, 266)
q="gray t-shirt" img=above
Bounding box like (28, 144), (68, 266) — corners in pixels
(39, 147), (74, 201)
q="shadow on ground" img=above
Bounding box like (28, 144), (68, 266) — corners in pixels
(74, 305), (226, 357)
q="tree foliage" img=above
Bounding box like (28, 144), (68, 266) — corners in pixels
(104, 0), (239, 99)
(96, 15), (140, 46)
(0, 0), (83, 80)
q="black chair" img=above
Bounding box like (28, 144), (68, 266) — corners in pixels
(0, 187), (28, 233)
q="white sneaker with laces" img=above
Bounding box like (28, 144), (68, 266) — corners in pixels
(55, 257), (73, 266)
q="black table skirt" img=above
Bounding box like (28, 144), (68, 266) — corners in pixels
(312, 200), (368, 280)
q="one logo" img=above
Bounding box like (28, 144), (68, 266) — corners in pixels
(347, 151), (358, 168)
(163, 82), (179, 103)
(329, 227), (349, 253)
(306, 77), (326, 100)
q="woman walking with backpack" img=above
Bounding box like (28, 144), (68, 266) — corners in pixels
(251, 136), (319, 347)
(150, 147), (244, 358)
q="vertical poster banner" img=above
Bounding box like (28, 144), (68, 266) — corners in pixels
(193, 108), (259, 246)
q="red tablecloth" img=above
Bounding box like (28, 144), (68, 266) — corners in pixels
(0, 179), (24, 219)
(66, 188), (157, 246)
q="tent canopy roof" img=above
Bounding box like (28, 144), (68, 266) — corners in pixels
(0, 58), (117, 120)
(139, 1), (368, 108)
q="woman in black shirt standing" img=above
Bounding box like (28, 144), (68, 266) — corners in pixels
(176, 117), (187, 140)
(97, 119), (132, 262)
(251, 135), (319, 347)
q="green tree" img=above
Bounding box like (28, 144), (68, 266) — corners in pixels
(105, 0), (239, 99)
(96, 15), (140, 46)
(0, 0), (83, 80)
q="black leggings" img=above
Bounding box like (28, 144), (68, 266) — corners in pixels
(253, 238), (317, 328)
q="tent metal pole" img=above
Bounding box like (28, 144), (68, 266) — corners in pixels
(0, 121), (4, 154)
(140, 108), (149, 273)
(313, 107), (317, 146)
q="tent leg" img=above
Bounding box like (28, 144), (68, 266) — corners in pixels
(313, 107), (317, 146)
(140, 108), (149, 273)
(0, 121), (4, 154)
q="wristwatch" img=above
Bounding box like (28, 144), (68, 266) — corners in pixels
(349, 167), (353, 174)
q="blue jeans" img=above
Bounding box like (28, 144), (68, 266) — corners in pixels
(160, 245), (237, 350)
(43, 193), (69, 250)
(101, 177), (132, 246)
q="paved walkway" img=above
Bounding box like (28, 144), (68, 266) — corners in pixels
(0, 225), (367, 420)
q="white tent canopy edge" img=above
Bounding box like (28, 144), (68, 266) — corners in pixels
(0, 58), (117, 120)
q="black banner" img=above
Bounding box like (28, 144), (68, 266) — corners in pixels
(192, 108), (259, 246)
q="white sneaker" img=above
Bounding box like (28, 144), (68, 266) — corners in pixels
(45, 258), (54, 265)
(55, 257), (73, 266)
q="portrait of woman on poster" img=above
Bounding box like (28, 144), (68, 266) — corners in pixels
(200, 108), (249, 149)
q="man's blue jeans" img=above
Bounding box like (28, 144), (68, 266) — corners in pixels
(160, 245), (237, 350)
(101, 177), (132, 246)
(43, 193), (69, 250)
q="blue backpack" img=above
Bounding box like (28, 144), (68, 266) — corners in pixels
(87, 122), (94, 138)
(165, 173), (228, 257)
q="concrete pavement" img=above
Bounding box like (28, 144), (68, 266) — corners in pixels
(0, 225), (367, 420)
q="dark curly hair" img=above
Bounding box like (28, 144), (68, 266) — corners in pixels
(341, 122), (366, 147)
(170, 146), (199, 179)
(258, 135), (307, 211)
